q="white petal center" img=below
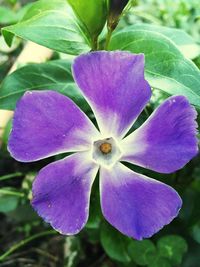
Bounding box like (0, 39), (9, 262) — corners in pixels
(92, 137), (121, 168)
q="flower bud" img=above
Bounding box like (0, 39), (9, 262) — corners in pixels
(108, 0), (129, 30)
(67, 0), (107, 43)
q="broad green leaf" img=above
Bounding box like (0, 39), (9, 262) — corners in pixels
(157, 235), (188, 265)
(125, 23), (200, 59)
(128, 240), (156, 266)
(2, 0), (91, 55)
(0, 59), (89, 112)
(100, 222), (131, 263)
(109, 29), (200, 108)
(67, 0), (107, 40)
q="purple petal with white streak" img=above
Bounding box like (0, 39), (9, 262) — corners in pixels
(121, 96), (198, 173)
(8, 90), (99, 162)
(73, 51), (151, 138)
(32, 152), (98, 235)
(100, 163), (182, 240)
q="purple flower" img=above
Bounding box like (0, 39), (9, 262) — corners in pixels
(8, 51), (198, 240)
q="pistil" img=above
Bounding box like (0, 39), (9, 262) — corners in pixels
(99, 142), (112, 154)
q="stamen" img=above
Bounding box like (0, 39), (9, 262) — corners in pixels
(99, 142), (112, 154)
(92, 137), (121, 166)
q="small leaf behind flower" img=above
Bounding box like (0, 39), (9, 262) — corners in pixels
(157, 235), (188, 265)
(2, 0), (90, 55)
(0, 194), (18, 213)
(127, 239), (156, 266)
(125, 23), (200, 59)
(100, 221), (131, 263)
(109, 28), (200, 108)
(0, 60), (89, 112)
(67, 0), (107, 40)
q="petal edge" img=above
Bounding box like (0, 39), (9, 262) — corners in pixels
(32, 152), (99, 235)
(8, 90), (99, 162)
(100, 163), (182, 240)
(73, 51), (151, 138)
(121, 95), (198, 173)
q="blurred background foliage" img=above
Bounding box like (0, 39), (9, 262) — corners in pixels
(0, 0), (200, 266)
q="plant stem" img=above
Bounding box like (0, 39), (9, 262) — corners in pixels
(0, 172), (23, 181)
(105, 27), (113, 50)
(91, 36), (98, 51)
(0, 230), (56, 262)
(0, 189), (24, 197)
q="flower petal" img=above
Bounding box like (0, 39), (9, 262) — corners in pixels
(121, 96), (198, 173)
(100, 163), (182, 240)
(8, 90), (99, 162)
(32, 152), (98, 235)
(73, 51), (151, 138)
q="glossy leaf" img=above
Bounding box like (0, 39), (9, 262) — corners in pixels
(2, 0), (90, 55)
(125, 23), (200, 59)
(0, 60), (89, 112)
(109, 28), (200, 108)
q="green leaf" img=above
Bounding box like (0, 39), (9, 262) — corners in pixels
(125, 23), (200, 59)
(1, 119), (12, 150)
(0, 35), (21, 53)
(148, 257), (171, 267)
(2, 0), (90, 55)
(191, 223), (200, 244)
(0, 59), (90, 112)
(8, 203), (38, 222)
(109, 28), (200, 108)
(157, 235), (188, 265)
(100, 222), (131, 263)
(0, 4), (33, 25)
(0, 194), (18, 213)
(86, 184), (102, 229)
(67, 0), (107, 40)
(127, 239), (156, 266)
(0, 53), (8, 66)
(0, 6), (17, 24)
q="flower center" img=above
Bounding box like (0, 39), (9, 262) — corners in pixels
(99, 142), (112, 154)
(92, 137), (121, 167)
